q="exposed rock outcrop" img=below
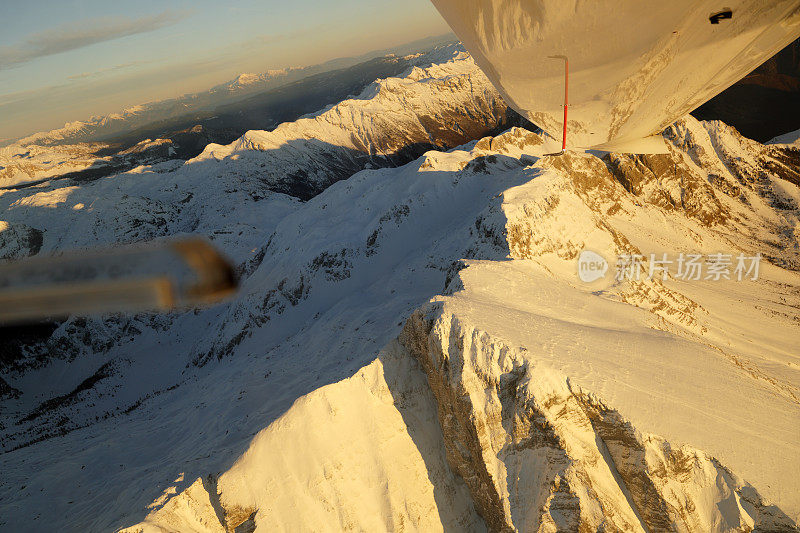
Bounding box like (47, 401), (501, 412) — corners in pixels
(400, 309), (797, 532)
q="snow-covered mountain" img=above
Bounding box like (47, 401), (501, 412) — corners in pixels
(1, 46), (799, 532)
(0, 46), (511, 264)
(0, 42), (465, 191)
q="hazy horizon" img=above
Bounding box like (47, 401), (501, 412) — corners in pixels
(0, 0), (451, 143)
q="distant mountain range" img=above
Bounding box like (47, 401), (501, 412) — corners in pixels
(0, 35), (466, 189)
(8, 65), (308, 148)
(2, 34), (457, 150)
(693, 37), (800, 142)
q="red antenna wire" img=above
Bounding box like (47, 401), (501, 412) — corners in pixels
(548, 55), (569, 154)
(562, 58), (568, 151)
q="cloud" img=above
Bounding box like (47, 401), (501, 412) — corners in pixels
(67, 60), (150, 81)
(0, 11), (188, 70)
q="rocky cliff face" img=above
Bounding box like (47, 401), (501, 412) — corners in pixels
(1, 50), (799, 532)
(400, 310), (796, 532)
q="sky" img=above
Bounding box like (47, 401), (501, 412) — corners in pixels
(0, 0), (451, 142)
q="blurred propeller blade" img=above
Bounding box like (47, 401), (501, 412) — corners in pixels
(0, 237), (237, 324)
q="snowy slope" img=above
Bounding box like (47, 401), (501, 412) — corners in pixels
(0, 142), (112, 189)
(116, 120), (799, 533)
(0, 48), (516, 531)
(1, 52), (799, 531)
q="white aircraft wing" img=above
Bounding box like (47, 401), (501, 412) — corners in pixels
(431, 0), (800, 152)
